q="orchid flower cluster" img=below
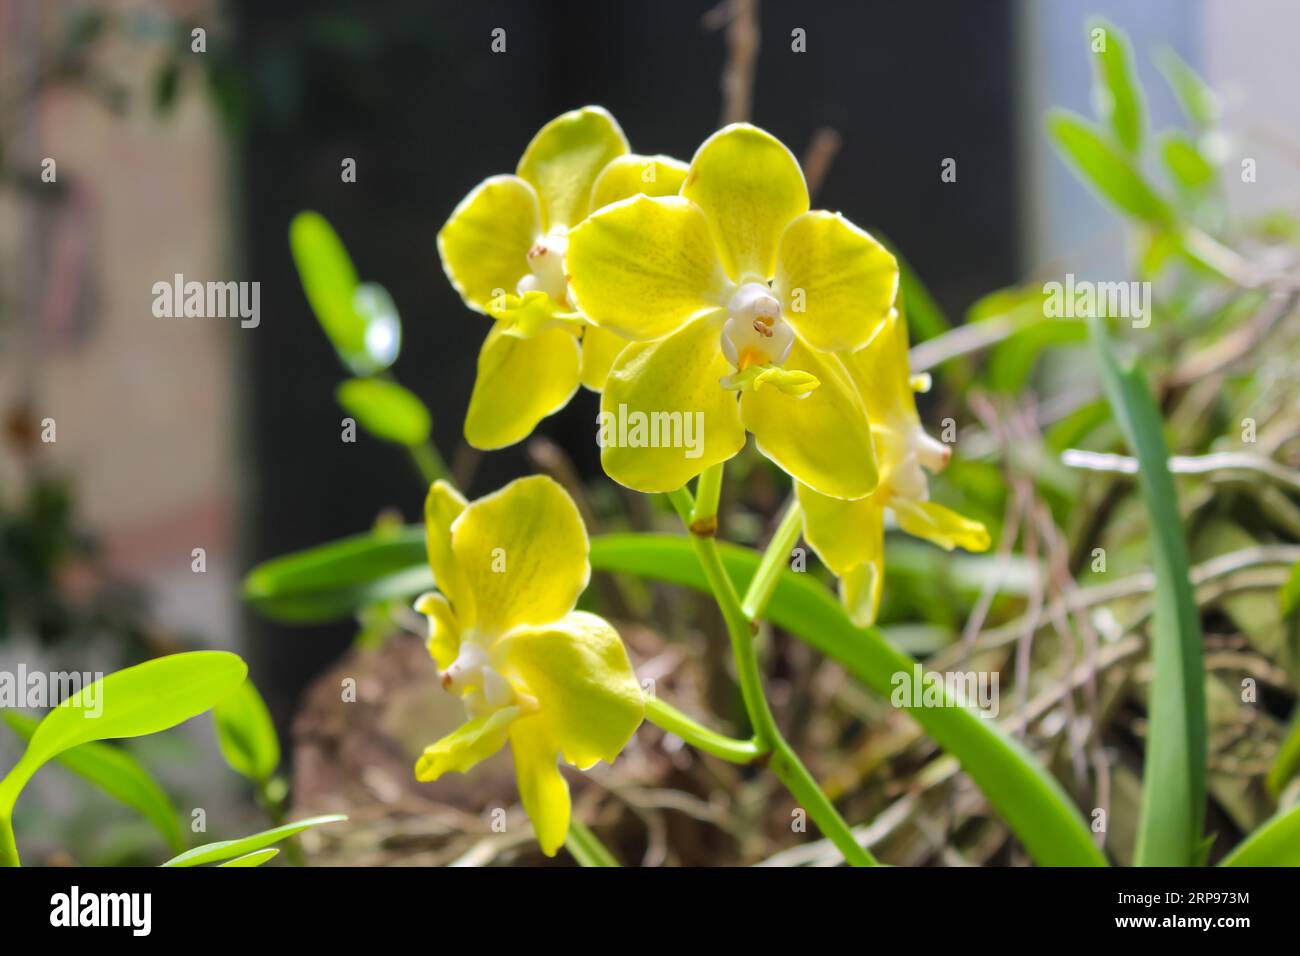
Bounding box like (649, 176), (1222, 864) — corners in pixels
(422, 106), (989, 856)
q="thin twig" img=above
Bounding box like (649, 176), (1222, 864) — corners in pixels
(1060, 448), (1300, 495)
(801, 127), (842, 200)
(706, 0), (760, 126)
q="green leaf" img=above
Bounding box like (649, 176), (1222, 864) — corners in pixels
(0, 651), (247, 866)
(1088, 18), (1145, 152)
(1266, 707), (1300, 799)
(1154, 46), (1218, 130)
(1047, 109), (1173, 224)
(160, 814), (346, 867)
(1, 711), (185, 853)
(242, 525), (431, 623)
(289, 212), (399, 374)
(589, 534), (1107, 867)
(1090, 319), (1206, 866)
(335, 378), (431, 447)
(1280, 562), (1300, 616)
(565, 820), (620, 867)
(1160, 131), (1216, 192)
(1220, 803), (1300, 866)
(213, 679), (280, 784)
(218, 848), (279, 867)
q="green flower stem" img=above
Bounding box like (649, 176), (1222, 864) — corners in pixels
(741, 497), (804, 621)
(691, 463), (724, 532)
(768, 740), (875, 864)
(664, 476), (876, 866)
(566, 818), (620, 867)
(666, 486), (695, 525)
(689, 528), (778, 746)
(644, 696), (763, 764)
(409, 439), (450, 486)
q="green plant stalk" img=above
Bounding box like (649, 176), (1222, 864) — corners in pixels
(566, 818), (620, 867)
(691, 463), (724, 530)
(666, 481), (876, 866)
(741, 497), (803, 620)
(644, 697), (763, 763)
(667, 486), (775, 747)
(409, 439), (450, 486)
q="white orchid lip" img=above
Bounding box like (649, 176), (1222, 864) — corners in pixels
(516, 231), (570, 305)
(720, 281), (792, 370)
(913, 428), (952, 473)
(889, 426), (952, 502)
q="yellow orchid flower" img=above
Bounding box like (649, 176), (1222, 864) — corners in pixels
(438, 108), (692, 445)
(411, 475), (644, 856)
(566, 123), (899, 498)
(797, 309), (991, 627)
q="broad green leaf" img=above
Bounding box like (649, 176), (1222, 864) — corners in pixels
(1154, 46), (1218, 130)
(1088, 18), (1145, 153)
(1, 711), (184, 853)
(589, 534), (1107, 867)
(289, 213), (399, 375)
(218, 848), (279, 867)
(1220, 802), (1300, 866)
(242, 525), (430, 623)
(335, 378), (432, 447)
(1160, 131), (1216, 192)
(0, 651), (246, 866)
(1090, 319), (1206, 866)
(1047, 110), (1173, 224)
(213, 679), (280, 784)
(160, 814), (346, 867)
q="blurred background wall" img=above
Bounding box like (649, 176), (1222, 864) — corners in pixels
(2, 0), (1296, 754)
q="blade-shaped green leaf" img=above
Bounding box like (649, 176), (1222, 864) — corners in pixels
(336, 378), (431, 448)
(161, 814), (346, 867)
(242, 525), (430, 623)
(213, 679), (280, 784)
(1160, 131), (1216, 192)
(1154, 46), (1218, 130)
(0, 651), (246, 866)
(1047, 109), (1173, 224)
(1, 711), (184, 853)
(218, 848), (279, 867)
(1090, 318), (1206, 866)
(1088, 18), (1145, 153)
(589, 534), (1107, 867)
(1266, 707), (1300, 799)
(1220, 802), (1300, 866)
